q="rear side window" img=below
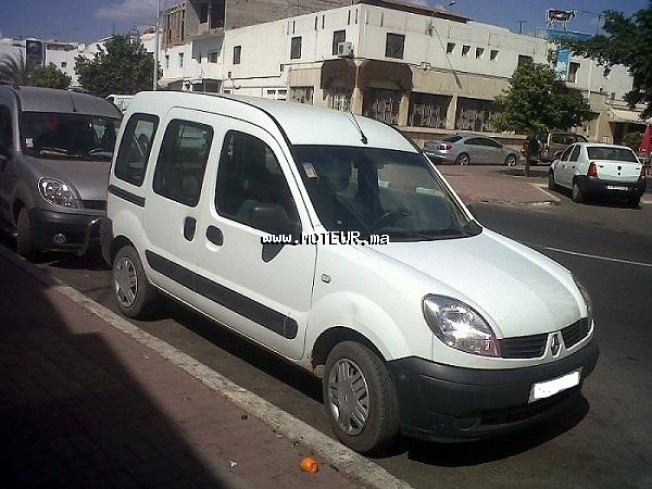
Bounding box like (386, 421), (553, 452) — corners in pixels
(551, 134), (566, 144)
(114, 113), (159, 186)
(215, 131), (298, 229)
(587, 146), (638, 162)
(152, 119), (213, 207)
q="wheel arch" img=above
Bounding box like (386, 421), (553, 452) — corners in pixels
(311, 327), (388, 378)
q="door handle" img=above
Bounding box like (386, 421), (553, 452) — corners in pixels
(183, 217), (196, 241)
(206, 225), (224, 246)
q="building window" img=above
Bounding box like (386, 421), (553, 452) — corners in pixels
(290, 86), (314, 104)
(475, 47), (484, 59)
(329, 89), (352, 112)
(518, 55), (533, 66)
(208, 51), (218, 63)
(178, 52), (184, 68)
(332, 30), (346, 55)
(363, 88), (401, 124)
(61, 61), (67, 68)
(233, 45), (241, 64)
(446, 42), (455, 54)
(385, 33), (405, 59)
(462, 45), (471, 57)
(490, 49), (499, 61)
(455, 97), (497, 132)
(210, 0), (225, 29)
(290, 36), (302, 60)
(165, 54), (170, 69)
(199, 3), (208, 23)
(409, 93), (451, 129)
(197, 52), (202, 63)
(567, 62), (580, 83)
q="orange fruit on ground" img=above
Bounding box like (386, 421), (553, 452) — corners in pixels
(299, 456), (319, 474)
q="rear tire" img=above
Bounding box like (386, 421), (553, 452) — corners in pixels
(455, 153), (470, 166)
(628, 196), (641, 208)
(16, 207), (36, 259)
(572, 181), (585, 203)
(323, 341), (399, 454)
(113, 246), (158, 319)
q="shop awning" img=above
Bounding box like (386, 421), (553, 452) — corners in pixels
(610, 108), (652, 124)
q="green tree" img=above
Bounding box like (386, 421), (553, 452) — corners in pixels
(31, 63), (71, 89)
(561, 3), (652, 119)
(492, 60), (591, 175)
(75, 35), (153, 97)
(0, 52), (39, 85)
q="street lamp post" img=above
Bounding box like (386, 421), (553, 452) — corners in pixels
(153, 0), (161, 91)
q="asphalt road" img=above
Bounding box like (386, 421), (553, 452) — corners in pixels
(10, 198), (652, 489)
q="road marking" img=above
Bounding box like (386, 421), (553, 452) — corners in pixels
(540, 246), (652, 268)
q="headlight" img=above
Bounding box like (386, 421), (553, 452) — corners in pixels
(573, 275), (593, 324)
(38, 178), (78, 209)
(423, 295), (499, 357)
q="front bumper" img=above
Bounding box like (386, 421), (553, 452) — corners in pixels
(29, 208), (102, 252)
(576, 176), (646, 197)
(387, 337), (598, 442)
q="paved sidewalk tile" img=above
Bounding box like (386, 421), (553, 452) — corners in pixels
(0, 257), (364, 489)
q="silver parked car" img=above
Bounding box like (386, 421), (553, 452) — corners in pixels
(0, 85), (122, 257)
(424, 134), (520, 166)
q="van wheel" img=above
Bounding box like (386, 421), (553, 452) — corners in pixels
(16, 208), (36, 259)
(572, 181), (585, 203)
(113, 246), (157, 319)
(323, 341), (399, 454)
(455, 153), (470, 166)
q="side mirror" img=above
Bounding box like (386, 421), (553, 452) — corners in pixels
(250, 203), (300, 239)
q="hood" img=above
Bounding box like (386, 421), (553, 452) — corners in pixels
(369, 230), (582, 338)
(25, 155), (111, 202)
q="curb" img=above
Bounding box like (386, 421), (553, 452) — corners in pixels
(0, 245), (413, 489)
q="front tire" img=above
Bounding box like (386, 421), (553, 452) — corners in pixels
(113, 246), (158, 319)
(16, 207), (36, 258)
(504, 154), (517, 166)
(548, 171), (557, 191)
(455, 153), (470, 166)
(323, 341), (399, 454)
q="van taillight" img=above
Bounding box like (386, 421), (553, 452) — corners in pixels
(587, 162), (598, 177)
(438, 144), (452, 150)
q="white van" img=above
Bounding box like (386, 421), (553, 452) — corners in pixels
(101, 91), (598, 453)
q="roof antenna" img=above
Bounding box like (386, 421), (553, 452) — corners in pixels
(349, 111), (368, 145)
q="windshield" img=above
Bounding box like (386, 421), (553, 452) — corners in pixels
(587, 146), (639, 163)
(294, 145), (480, 241)
(20, 112), (121, 161)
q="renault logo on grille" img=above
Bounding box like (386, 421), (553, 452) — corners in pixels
(551, 334), (561, 356)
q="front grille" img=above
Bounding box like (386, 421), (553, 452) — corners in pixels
(561, 318), (590, 349)
(499, 334), (548, 359)
(82, 200), (107, 210)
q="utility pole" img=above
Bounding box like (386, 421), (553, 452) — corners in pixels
(153, 0), (161, 91)
(516, 20), (527, 35)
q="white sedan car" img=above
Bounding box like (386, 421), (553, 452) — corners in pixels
(548, 142), (647, 207)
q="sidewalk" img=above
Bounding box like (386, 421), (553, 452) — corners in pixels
(437, 165), (652, 206)
(0, 249), (405, 489)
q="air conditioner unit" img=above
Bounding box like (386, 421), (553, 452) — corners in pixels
(337, 41), (353, 57)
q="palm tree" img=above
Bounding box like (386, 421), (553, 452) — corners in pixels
(0, 51), (39, 85)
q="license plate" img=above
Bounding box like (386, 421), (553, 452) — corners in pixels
(529, 369), (581, 403)
(607, 185), (628, 191)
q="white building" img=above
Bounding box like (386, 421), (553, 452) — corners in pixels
(156, 0), (647, 145)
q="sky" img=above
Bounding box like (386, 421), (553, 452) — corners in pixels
(0, 0), (648, 44)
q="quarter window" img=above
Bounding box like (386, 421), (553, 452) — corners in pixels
(215, 131), (298, 230)
(114, 114), (159, 187)
(152, 120), (213, 206)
